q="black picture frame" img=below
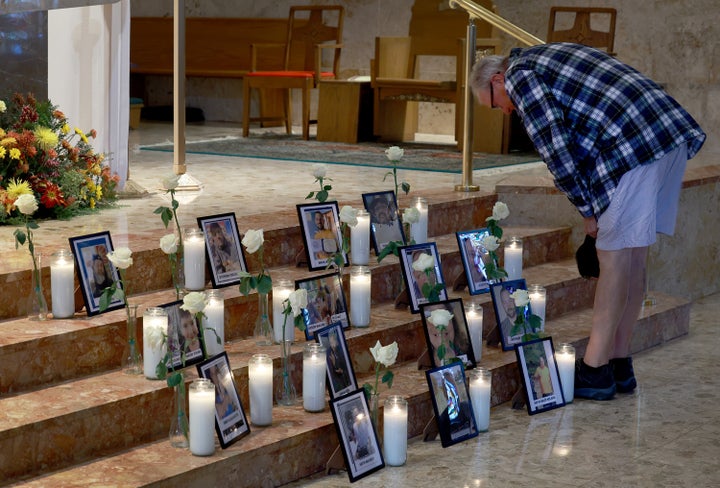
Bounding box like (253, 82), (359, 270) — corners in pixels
(398, 242), (448, 314)
(296, 272), (349, 340)
(196, 352), (251, 448)
(68, 231), (124, 316)
(315, 322), (358, 399)
(514, 337), (566, 415)
(362, 190), (405, 254)
(455, 228), (500, 295)
(197, 212), (248, 288)
(159, 300), (206, 371)
(329, 388), (385, 482)
(425, 362), (478, 448)
(420, 298), (476, 369)
(489, 279), (529, 351)
(296, 202), (347, 271)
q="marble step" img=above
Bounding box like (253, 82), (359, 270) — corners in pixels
(4, 291), (690, 487)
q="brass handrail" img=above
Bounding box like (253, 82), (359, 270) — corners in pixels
(449, 0), (544, 46)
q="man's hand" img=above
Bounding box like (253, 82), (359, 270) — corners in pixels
(584, 216), (598, 238)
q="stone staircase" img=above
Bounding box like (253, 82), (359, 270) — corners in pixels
(0, 182), (697, 487)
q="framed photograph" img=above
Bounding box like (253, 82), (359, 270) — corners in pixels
(196, 352), (250, 448)
(456, 228), (500, 295)
(362, 190), (405, 254)
(490, 279), (529, 351)
(159, 300), (206, 371)
(296, 202), (347, 271)
(420, 298), (476, 369)
(68, 231), (124, 316)
(398, 242), (448, 314)
(296, 272), (349, 340)
(515, 337), (566, 415)
(329, 389), (384, 482)
(197, 212), (248, 288)
(425, 362), (478, 448)
(315, 322), (358, 399)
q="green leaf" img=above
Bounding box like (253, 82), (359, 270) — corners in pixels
(306, 191), (315, 200)
(14, 229), (26, 247)
(256, 274), (273, 294)
(382, 171), (393, 181)
(239, 277), (253, 296)
(317, 190), (328, 202)
(382, 370), (394, 388)
(27, 221), (39, 230)
(98, 286), (115, 311)
(166, 372), (183, 388)
(437, 343), (446, 361)
(323, 185), (332, 191)
(362, 383), (373, 397)
(376, 241), (400, 263)
(294, 314), (306, 331)
(401, 182), (411, 195)
(155, 361), (168, 380)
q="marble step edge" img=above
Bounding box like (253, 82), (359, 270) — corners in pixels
(5, 291), (691, 488)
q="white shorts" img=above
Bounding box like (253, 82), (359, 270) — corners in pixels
(596, 144), (687, 251)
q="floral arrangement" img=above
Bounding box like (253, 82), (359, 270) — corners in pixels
(99, 247), (133, 312)
(155, 174), (184, 298)
(306, 163), (332, 203)
(483, 201), (510, 281)
(0, 93), (119, 223)
(509, 288), (544, 342)
(331, 204), (358, 269)
(428, 308), (457, 365)
(238, 228), (272, 295)
(13, 192), (47, 318)
(412, 252), (445, 302)
(363, 340), (399, 426)
(383, 146), (410, 197)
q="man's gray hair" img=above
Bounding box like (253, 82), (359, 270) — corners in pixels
(469, 54), (508, 97)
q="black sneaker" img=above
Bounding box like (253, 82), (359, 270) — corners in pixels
(574, 359), (616, 401)
(610, 357), (637, 393)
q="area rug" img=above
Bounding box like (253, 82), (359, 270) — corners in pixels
(141, 134), (540, 174)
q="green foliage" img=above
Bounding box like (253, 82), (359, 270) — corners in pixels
(377, 240), (402, 263)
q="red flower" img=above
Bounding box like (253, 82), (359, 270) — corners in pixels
(38, 181), (67, 208)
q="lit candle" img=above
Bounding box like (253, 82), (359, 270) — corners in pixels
(184, 228), (206, 291)
(143, 307), (168, 380)
(189, 378), (216, 456)
(469, 367), (492, 432)
(350, 266), (371, 327)
(350, 210), (371, 265)
(464, 302), (484, 363)
(383, 395), (408, 466)
(504, 236), (523, 280)
(249, 354), (273, 426)
(272, 279), (295, 343)
(410, 197), (428, 244)
(556, 343), (575, 403)
(50, 250), (75, 319)
(303, 343), (327, 412)
(204, 290), (224, 356)
(528, 284), (546, 330)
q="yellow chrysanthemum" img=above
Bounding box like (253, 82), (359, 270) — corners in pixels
(0, 100), (5, 113)
(0, 128), (5, 138)
(89, 197), (96, 209)
(9, 148), (21, 160)
(81, 133), (89, 144)
(0, 146), (5, 159)
(34, 126), (59, 151)
(6, 179), (33, 199)
(1, 137), (16, 147)
(74, 127), (83, 135)
(61, 124), (70, 135)
(95, 186), (103, 200)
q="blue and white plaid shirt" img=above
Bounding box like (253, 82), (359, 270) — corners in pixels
(505, 43), (706, 217)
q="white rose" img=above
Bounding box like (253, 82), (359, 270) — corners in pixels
(402, 206), (420, 225)
(511, 289), (530, 308)
(15, 194), (38, 216)
(288, 288), (308, 317)
(312, 163), (327, 179)
(487, 201), (510, 222)
(107, 247), (133, 270)
(159, 233), (179, 254)
(242, 229), (264, 254)
(181, 291), (206, 315)
(385, 146), (404, 161)
(339, 205), (359, 227)
(0, 100), (6, 113)
(429, 309), (453, 328)
(411, 252), (435, 272)
(163, 174), (181, 190)
(370, 340), (399, 367)
(480, 234), (500, 252)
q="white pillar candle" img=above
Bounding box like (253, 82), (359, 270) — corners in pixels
(504, 236), (523, 280)
(50, 250), (75, 319)
(350, 210), (371, 265)
(383, 395), (408, 466)
(469, 367), (492, 432)
(203, 290), (224, 356)
(556, 343), (576, 403)
(303, 343), (327, 412)
(249, 354), (273, 426)
(410, 197), (428, 244)
(189, 378), (216, 456)
(272, 279), (295, 343)
(464, 302), (484, 363)
(143, 307), (168, 380)
(183, 228), (206, 291)
(528, 284), (547, 330)
(350, 266), (371, 327)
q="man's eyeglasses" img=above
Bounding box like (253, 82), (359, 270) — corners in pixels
(489, 80), (496, 109)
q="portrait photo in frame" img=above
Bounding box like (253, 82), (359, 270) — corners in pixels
(425, 362), (478, 448)
(196, 352), (250, 448)
(329, 388), (384, 482)
(362, 190), (405, 254)
(159, 300), (206, 371)
(456, 228), (500, 295)
(296, 272), (349, 340)
(296, 202), (347, 271)
(197, 212), (248, 288)
(515, 337), (566, 415)
(489, 279), (529, 351)
(68, 231), (124, 316)
(420, 298), (476, 369)
(398, 242), (448, 314)
(315, 322), (358, 399)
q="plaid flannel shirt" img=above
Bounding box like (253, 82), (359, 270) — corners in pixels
(505, 43), (706, 217)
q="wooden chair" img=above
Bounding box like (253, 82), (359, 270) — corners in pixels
(547, 6), (617, 55)
(242, 5), (344, 140)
